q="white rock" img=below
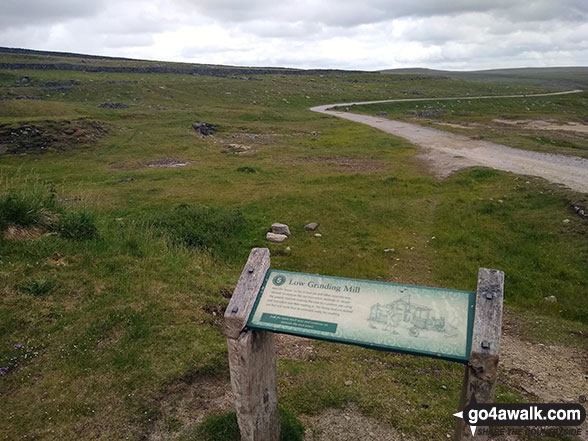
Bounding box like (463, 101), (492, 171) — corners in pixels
(266, 232), (288, 243)
(544, 295), (557, 303)
(314, 233), (322, 237)
(271, 223), (291, 236)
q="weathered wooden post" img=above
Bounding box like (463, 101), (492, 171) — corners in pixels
(454, 268), (504, 441)
(224, 248), (280, 441)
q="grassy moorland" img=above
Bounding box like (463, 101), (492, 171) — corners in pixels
(0, 52), (587, 441)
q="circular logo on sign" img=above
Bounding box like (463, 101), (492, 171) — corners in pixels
(272, 274), (286, 286)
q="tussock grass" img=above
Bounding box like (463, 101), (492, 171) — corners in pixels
(0, 186), (57, 230)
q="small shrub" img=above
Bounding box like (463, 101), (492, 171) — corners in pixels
(19, 278), (56, 296)
(58, 210), (98, 240)
(236, 166), (257, 173)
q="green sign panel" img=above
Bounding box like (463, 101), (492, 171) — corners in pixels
(247, 270), (476, 363)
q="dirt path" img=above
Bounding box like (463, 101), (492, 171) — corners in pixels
(310, 90), (588, 193)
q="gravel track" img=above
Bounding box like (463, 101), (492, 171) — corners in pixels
(311, 90), (588, 193)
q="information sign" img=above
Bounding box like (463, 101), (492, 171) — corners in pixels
(247, 270), (476, 362)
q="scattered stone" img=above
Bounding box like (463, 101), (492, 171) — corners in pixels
(97, 102), (129, 109)
(414, 109), (444, 118)
(271, 223), (291, 236)
(304, 222), (319, 231)
(0, 95), (45, 101)
(314, 233), (322, 238)
(0, 119), (108, 155)
(285, 246), (291, 253)
(266, 232), (288, 243)
(344, 380), (353, 387)
(544, 296), (557, 303)
(572, 204), (586, 218)
(441, 385), (447, 390)
(192, 122), (215, 136)
(221, 144), (252, 155)
(44, 80), (81, 87)
(383, 248), (395, 253)
(562, 219), (570, 224)
(145, 158), (191, 168)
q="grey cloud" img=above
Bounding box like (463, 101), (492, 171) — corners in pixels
(102, 34), (154, 49)
(174, 0), (586, 27)
(0, 0), (104, 28)
(0, 0), (586, 71)
(235, 20), (323, 39)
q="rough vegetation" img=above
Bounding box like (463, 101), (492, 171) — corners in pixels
(0, 119), (107, 154)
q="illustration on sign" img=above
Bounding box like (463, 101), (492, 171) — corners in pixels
(247, 270), (476, 362)
(368, 297), (458, 339)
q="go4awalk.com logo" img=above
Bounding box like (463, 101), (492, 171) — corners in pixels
(453, 395), (586, 437)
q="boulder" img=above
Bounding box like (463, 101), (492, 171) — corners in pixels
(266, 232), (288, 243)
(193, 122), (215, 136)
(271, 223), (291, 236)
(304, 222), (319, 231)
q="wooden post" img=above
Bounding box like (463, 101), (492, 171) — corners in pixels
(224, 248), (280, 441)
(454, 268), (504, 441)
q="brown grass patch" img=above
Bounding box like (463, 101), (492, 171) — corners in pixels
(3, 225), (44, 241)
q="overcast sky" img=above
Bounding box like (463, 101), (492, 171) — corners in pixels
(1, 0), (587, 71)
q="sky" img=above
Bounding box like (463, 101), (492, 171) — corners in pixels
(1, 0), (587, 71)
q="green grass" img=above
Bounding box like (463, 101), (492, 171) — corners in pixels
(189, 409), (304, 441)
(1, 52), (587, 441)
(148, 204), (250, 260)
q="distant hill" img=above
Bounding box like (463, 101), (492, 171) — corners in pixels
(380, 67), (588, 89)
(0, 46), (367, 77)
(2, 47), (586, 88)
